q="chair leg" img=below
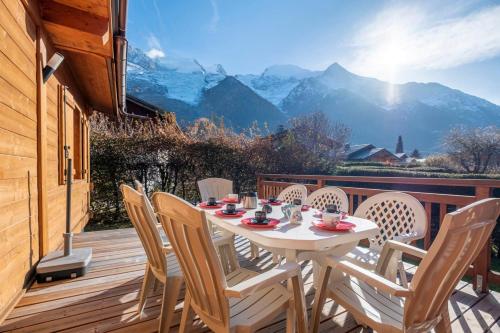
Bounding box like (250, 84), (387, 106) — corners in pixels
(153, 278), (160, 293)
(434, 303), (451, 333)
(272, 253), (281, 265)
(138, 263), (154, 316)
(218, 245), (230, 274)
(250, 242), (259, 259)
(397, 261), (408, 288)
(159, 276), (183, 333)
(291, 274), (308, 333)
(310, 265), (332, 333)
(228, 236), (240, 272)
(179, 291), (194, 333)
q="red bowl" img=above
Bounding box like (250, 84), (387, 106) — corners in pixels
(312, 220), (355, 232)
(215, 209), (245, 218)
(198, 202), (224, 209)
(241, 217), (280, 228)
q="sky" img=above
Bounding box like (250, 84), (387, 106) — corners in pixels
(127, 0), (500, 105)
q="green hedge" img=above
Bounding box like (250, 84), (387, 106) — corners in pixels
(334, 166), (500, 179)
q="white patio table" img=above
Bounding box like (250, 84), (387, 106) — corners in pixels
(203, 201), (379, 333)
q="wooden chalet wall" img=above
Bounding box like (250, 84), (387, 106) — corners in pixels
(0, 0), (91, 320)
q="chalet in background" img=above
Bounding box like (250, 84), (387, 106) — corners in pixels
(0, 0), (126, 320)
(345, 144), (401, 163)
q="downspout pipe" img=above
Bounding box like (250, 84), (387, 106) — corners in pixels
(114, 0), (149, 119)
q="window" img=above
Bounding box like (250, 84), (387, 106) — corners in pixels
(73, 107), (83, 180)
(58, 86), (87, 183)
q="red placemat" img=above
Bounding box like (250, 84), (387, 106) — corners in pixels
(241, 217), (280, 228)
(312, 220), (355, 232)
(215, 210), (245, 218)
(198, 202), (224, 209)
(260, 199), (282, 206)
(222, 197), (239, 203)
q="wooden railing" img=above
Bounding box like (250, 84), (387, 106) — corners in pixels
(257, 173), (500, 292)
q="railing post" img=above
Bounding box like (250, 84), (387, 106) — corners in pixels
(473, 186), (492, 293)
(256, 175), (264, 198)
(424, 202), (432, 250)
(317, 177), (325, 190)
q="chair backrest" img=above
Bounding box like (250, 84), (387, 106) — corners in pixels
(134, 179), (145, 194)
(404, 198), (500, 331)
(305, 186), (348, 212)
(121, 184), (166, 280)
(197, 178), (233, 202)
(134, 179), (158, 216)
(277, 184), (308, 204)
(153, 192), (230, 331)
(354, 192), (427, 250)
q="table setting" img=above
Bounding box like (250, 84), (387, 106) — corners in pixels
(198, 192), (378, 254)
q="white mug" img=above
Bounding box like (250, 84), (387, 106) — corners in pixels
(323, 212), (342, 227)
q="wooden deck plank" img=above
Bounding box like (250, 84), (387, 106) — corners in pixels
(0, 228), (498, 333)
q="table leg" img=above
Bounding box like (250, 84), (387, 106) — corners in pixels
(285, 249), (298, 333)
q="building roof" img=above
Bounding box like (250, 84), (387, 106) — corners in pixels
(348, 147), (384, 160)
(41, 0), (126, 116)
(395, 153), (408, 159)
(346, 144), (374, 155)
(346, 143), (400, 161)
(126, 95), (168, 117)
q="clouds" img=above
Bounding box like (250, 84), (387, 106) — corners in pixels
(146, 34), (165, 59)
(146, 48), (165, 59)
(349, 2), (500, 80)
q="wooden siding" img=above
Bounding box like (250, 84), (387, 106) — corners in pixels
(0, 228), (498, 332)
(0, 0), (91, 321)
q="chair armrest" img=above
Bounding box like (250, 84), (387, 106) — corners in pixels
(224, 262), (301, 298)
(326, 257), (413, 297)
(385, 240), (427, 259)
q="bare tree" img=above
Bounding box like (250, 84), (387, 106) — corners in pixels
(289, 112), (351, 163)
(444, 126), (500, 174)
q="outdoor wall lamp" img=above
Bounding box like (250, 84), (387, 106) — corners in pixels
(43, 52), (65, 83)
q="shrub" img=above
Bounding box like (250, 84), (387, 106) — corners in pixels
(89, 112), (348, 230)
(424, 154), (457, 171)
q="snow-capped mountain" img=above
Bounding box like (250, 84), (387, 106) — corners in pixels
(126, 46), (500, 153)
(281, 63), (500, 152)
(127, 47), (227, 104)
(127, 47), (285, 130)
(236, 65), (320, 107)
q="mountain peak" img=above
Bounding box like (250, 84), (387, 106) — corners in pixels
(262, 64), (316, 79)
(324, 62), (350, 75)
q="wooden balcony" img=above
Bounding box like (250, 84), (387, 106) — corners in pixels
(257, 174), (500, 292)
(0, 228), (499, 333)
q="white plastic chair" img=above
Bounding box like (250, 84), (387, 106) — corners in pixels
(346, 191), (427, 286)
(311, 198), (500, 333)
(197, 178), (233, 201)
(153, 192), (308, 333)
(277, 184), (308, 204)
(305, 186), (348, 211)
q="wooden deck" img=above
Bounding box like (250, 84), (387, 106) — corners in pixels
(1, 228), (499, 333)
